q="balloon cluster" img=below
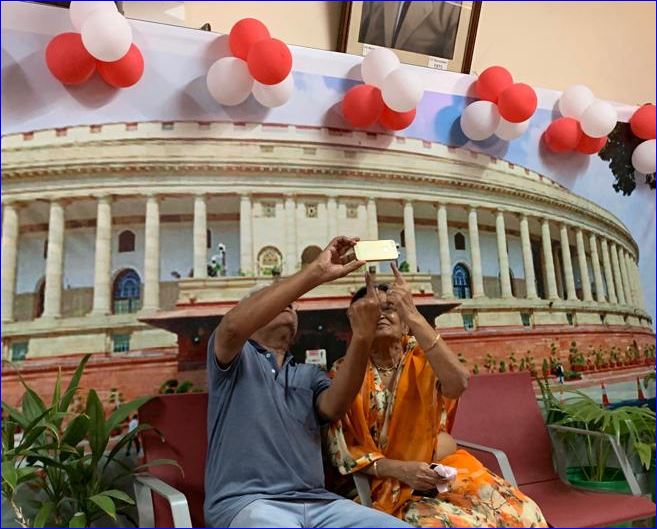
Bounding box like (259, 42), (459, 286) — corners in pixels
(45, 2), (143, 88)
(461, 66), (537, 141)
(543, 85), (616, 155)
(629, 104), (656, 175)
(207, 18), (293, 108)
(343, 48), (424, 131)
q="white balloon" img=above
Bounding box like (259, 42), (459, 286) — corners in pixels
(361, 47), (400, 87)
(580, 100), (618, 138)
(69, 1), (117, 32)
(207, 57), (254, 106)
(460, 100), (500, 141)
(631, 140), (656, 175)
(381, 69), (423, 113)
(558, 85), (594, 120)
(81, 10), (132, 62)
(495, 116), (530, 141)
(253, 74), (294, 108)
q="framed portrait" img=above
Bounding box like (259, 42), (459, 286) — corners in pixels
(339, 1), (482, 73)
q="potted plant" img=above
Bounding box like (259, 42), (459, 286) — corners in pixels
(483, 353), (497, 374)
(645, 344), (656, 366)
(498, 360), (507, 373)
(472, 364), (479, 375)
(457, 352), (467, 365)
(2, 355), (178, 527)
(398, 261), (411, 273)
(507, 352), (518, 372)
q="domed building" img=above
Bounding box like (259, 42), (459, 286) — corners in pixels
(2, 121), (653, 403)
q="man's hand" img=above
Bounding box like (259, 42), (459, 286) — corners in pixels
(387, 262), (419, 324)
(309, 236), (365, 285)
(348, 272), (381, 342)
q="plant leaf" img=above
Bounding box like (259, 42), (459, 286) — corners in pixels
(68, 512), (87, 528)
(1, 401), (28, 429)
(2, 460), (17, 491)
(89, 494), (117, 520)
(134, 458), (184, 476)
(86, 389), (108, 464)
(21, 388), (47, 422)
(52, 368), (62, 408)
(104, 423), (151, 470)
(106, 396), (151, 434)
(60, 354), (91, 413)
(33, 500), (55, 528)
(61, 414), (90, 449)
(99, 489), (135, 505)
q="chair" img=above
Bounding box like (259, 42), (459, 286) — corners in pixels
(136, 393), (208, 528)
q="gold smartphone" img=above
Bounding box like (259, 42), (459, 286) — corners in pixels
(354, 240), (399, 262)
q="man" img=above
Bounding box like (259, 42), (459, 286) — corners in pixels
(359, 1), (462, 58)
(204, 236), (410, 528)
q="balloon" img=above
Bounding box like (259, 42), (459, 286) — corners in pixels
(497, 83), (537, 123)
(45, 33), (96, 85)
(361, 47), (400, 87)
(69, 1), (117, 32)
(81, 10), (132, 62)
(342, 84), (384, 127)
(247, 38), (292, 85)
(495, 116), (530, 141)
(543, 117), (582, 153)
(252, 74), (294, 107)
(558, 85), (594, 120)
(580, 100), (618, 138)
(460, 100), (500, 141)
(97, 44), (144, 88)
(630, 104), (656, 140)
(381, 68), (423, 113)
(229, 18), (270, 60)
(576, 133), (607, 155)
(207, 57), (254, 106)
(379, 106), (416, 130)
(631, 140), (656, 175)
(476, 66), (513, 103)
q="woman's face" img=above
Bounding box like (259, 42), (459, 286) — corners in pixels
(373, 290), (405, 340)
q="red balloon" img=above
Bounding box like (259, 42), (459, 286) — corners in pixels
(498, 83), (537, 123)
(476, 66), (513, 103)
(97, 44), (144, 88)
(247, 38), (292, 85)
(630, 104), (656, 140)
(544, 118), (582, 153)
(45, 32), (96, 85)
(342, 85), (384, 128)
(576, 133), (607, 154)
(379, 105), (416, 130)
(229, 18), (270, 60)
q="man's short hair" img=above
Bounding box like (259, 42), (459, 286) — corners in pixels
(350, 283), (389, 305)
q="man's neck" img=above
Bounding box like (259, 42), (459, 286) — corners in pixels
(252, 329), (292, 367)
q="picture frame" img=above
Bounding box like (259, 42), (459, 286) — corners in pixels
(339, 1), (482, 74)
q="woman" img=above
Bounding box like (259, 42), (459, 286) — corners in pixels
(327, 264), (547, 528)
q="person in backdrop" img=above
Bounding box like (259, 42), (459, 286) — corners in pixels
(125, 415), (140, 456)
(555, 362), (565, 384)
(359, 1), (462, 58)
(327, 263), (547, 528)
(204, 236), (410, 528)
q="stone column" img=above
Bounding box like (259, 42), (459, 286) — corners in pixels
(619, 249), (634, 306)
(326, 196), (338, 240)
(575, 228), (593, 302)
(559, 224), (577, 300)
(495, 210), (513, 298)
(610, 243), (626, 304)
(239, 194), (253, 275)
(366, 198), (379, 271)
(541, 219), (558, 300)
(437, 203), (453, 298)
(600, 238), (617, 304)
(42, 199), (65, 318)
(193, 194), (208, 279)
(403, 200), (417, 273)
(1, 201), (19, 322)
(519, 214), (537, 299)
(629, 257), (645, 310)
(468, 207), (485, 298)
(91, 195), (112, 315)
(589, 233), (605, 303)
(142, 195), (160, 312)
(284, 195), (297, 275)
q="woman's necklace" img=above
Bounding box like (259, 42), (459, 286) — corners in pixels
(373, 361), (398, 375)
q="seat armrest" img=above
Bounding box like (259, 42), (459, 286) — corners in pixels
(455, 439), (518, 487)
(353, 472), (373, 508)
(134, 473), (192, 528)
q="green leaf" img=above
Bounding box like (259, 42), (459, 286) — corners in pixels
(21, 388), (46, 422)
(16, 465), (38, 484)
(134, 458), (183, 476)
(2, 419), (17, 451)
(61, 414), (90, 449)
(86, 389), (108, 463)
(33, 500), (55, 528)
(99, 489), (135, 505)
(89, 494), (117, 520)
(68, 512), (87, 528)
(2, 461), (17, 491)
(106, 396), (151, 434)
(1, 401), (28, 429)
(52, 368), (62, 408)
(60, 354), (91, 413)
(104, 423), (151, 470)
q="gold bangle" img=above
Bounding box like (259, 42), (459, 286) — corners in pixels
(426, 334), (440, 351)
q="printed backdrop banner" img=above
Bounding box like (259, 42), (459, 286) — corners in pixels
(2, 2), (655, 323)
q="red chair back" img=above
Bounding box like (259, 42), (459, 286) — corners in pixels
(450, 372), (557, 485)
(139, 393), (208, 528)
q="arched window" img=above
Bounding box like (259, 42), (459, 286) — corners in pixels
(454, 232), (466, 251)
(301, 245), (322, 269)
(453, 263), (472, 299)
(257, 246), (283, 276)
(118, 230), (135, 253)
(113, 269), (141, 313)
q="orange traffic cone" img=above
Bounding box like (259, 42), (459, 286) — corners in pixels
(601, 382), (610, 407)
(637, 377), (646, 401)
